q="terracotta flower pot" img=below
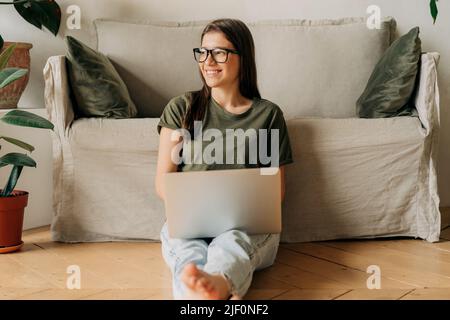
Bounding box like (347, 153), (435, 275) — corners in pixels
(0, 190), (28, 253)
(0, 42), (33, 109)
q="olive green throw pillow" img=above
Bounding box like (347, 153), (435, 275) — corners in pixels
(356, 27), (421, 118)
(65, 36), (137, 118)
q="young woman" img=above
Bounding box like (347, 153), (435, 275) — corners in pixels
(155, 18), (293, 300)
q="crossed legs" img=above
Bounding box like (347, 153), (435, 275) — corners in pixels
(160, 222), (280, 299)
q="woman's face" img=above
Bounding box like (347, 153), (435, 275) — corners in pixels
(199, 31), (240, 89)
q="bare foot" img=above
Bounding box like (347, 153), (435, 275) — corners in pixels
(180, 263), (233, 300)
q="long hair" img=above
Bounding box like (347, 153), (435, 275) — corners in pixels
(182, 18), (261, 134)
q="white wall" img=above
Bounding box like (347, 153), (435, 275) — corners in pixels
(0, 0), (449, 228)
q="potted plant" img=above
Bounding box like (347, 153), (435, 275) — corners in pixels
(0, 37), (54, 253)
(0, 0), (61, 109)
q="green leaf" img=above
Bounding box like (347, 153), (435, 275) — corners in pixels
(0, 109), (54, 130)
(0, 43), (17, 70)
(14, 1), (42, 30)
(0, 136), (34, 152)
(0, 165), (23, 197)
(0, 67), (28, 88)
(13, 0), (61, 36)
(0, 152), (36, 167)
(430, 0), (438, 24)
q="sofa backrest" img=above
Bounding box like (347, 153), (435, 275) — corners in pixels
(94, 17), (396, 119)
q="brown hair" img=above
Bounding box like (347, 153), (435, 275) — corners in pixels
(182, 18), (261, 135)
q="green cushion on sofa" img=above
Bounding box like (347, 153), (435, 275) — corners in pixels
(356, 27), (421, 118)
(65, 36), (137, 118)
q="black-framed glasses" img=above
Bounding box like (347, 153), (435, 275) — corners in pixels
(193, 47), (240, 63)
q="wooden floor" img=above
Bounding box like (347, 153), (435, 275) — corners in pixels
(1, 225), (450, 300)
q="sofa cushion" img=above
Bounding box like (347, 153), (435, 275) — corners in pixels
(94, 17), (396, 119)
(69, 117), (160, 152)
(65, 36), (138, 119)
(356, 27), (421, 118)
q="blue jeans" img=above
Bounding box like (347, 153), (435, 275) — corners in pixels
(160, 221), (280, 299)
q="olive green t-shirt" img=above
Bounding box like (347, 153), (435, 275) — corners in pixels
(157, 92), (294, 172)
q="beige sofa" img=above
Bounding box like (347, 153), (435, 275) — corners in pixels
(44, 17), (442, 243)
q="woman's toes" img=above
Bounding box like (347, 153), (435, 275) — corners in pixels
(183, 263), (197, 275)
(204, 281), (214, 292)
(196, 278), (209, 291)
(181, 263), (201, 289)
(187, 277), (198, 290)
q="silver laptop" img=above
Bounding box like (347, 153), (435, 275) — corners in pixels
(163, 167), (282, 239)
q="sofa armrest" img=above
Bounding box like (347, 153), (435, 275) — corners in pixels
(413, 52), (442, 236)
(43, 55), (75, 139)
(414, 52), (440, 135)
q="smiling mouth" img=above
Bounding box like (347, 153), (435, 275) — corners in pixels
(205, 70), (222, 76)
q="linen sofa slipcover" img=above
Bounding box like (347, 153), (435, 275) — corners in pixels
(44, 17), (441, 242)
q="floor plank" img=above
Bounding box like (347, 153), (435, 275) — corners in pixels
(335, 289), (413, 300)
(259, 262), (351, 289)
(323, 240), (450, 286)
(244, 289), (290, 300)
(0, 288), (49, 300)
(245, 272), (295, 299)
(17, 288), (108, 300)
(370, 239), (450, 264)
(283, 243), (419, 288)
(7, 243), (118, 289)
(400, 288), (450, 300)
(33, 241), (170, 289)
(0, 256), (55, 288)
(2, 224), (449, 300)
(272, 289), (350, 300)
(6, 243), (76, 289)
(277, 247), (413, 289)
(80, 288), (173, 300)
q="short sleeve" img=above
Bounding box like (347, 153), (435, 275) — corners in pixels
(268, 107), (294, 166)
(157, 94), (188, 135)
